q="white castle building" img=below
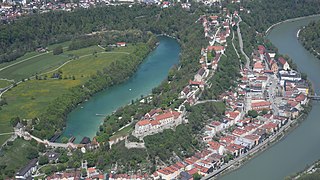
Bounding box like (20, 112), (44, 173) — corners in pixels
(133, 108), (183, 138)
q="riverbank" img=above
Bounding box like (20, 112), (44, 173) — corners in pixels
(297, 21), (320, 60)
(206, 13), (317, 180)
(288, 159), (320, 179)
(265, 14), (320, 35)
(217, 101), (313, 179)
(221, 13), (320, 180)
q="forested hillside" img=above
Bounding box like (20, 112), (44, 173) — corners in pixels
(299, 20), (320, 59)
(241, 0), (320, 32)
(0, 4), (202, 63)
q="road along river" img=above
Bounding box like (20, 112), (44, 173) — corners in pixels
(221, 15), (320, 180)
(61, 36), (180, 143)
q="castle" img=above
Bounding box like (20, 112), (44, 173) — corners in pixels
(133, 108), (183, 138)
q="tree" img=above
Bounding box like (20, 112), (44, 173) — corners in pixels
(58, 153), (69, 163)
(37, 143), (46, 153)
(81, 168), (87, 178)
(193, 173), (202, 180)
(39, 156), (49, 165)
(53, 46), (63, 55)
(10, 117), (20, 127)
(61, 137), (69, 143)
(261, 109), (268, 115)
(4, 169), (15, 178)
(27, 149), (39, 159)
(248, 110), (259, 118)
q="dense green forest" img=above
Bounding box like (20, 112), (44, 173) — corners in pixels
(241, 0), (320, 32)
(0, 3), (208, 63)
(299, 20), (320, 59)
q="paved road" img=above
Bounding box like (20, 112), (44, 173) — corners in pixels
(194, 99), (221, 105)
(236, 16), (251, 70)
(232, 30), (242, 70)
(0, 132), (14, 136)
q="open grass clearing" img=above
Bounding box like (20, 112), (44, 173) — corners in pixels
(0, 53), (70, 81)
(57, 52), (127, 78)
(0, 80), (12, 89)
(0, 138), (37, 175)
(109, 125), (133, 141)
(0, 44), (136, 145)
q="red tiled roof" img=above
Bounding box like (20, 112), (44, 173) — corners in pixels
(262, 122), (278, 130)
(188, 168), (199, 175)
(278, 57), (287, 65)
(137, 119), (150, 126)
(251, 101), (271, 107)
(232, 128), (247, 136)
(295, 93), (306, 102)
(254, 61), (264, 69)
(208, 141), (220, 150)
(207, 46), (225, 51)
(244, 134), (260, 141)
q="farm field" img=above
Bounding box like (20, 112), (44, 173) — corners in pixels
(0, 43), (141, 145)
(0, 42), (101, 81)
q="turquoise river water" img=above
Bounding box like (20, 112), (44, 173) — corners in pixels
(61, 36), (180, 143)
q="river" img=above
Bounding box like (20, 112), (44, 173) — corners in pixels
(221, 15), (320, 180)
(60, 36), (180, 143)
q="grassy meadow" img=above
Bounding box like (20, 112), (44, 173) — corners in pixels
(0, 43), (139, 145)
(0, 138), (37, 176)
(0, 80), (12, 89)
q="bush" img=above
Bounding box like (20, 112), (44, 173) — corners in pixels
(53, 46), (63, 55)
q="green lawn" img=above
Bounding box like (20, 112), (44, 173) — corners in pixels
(0, 53), (70, 81)
(57, 52), (127, 78)
(0, 44), (137, 145)
(0, 52), (40, 70)
(0, 80), (12, 89)
(0, 138), (36, 177)
(110, 125), (133, 141)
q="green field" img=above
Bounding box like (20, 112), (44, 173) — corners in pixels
(0, 80), (12, 89)
(110, 125), (134, 141)
(0, 138), (37, 177)
(0, 43), (139, 145)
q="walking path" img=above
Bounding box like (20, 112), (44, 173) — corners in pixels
(194, 99), (221, 105)
(0, 52), (49, 72)
(236, 16), (250, 70)
(231, 30), (242, 70)
(0, 132), (14, 136)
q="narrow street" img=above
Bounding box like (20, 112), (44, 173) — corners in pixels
(236, 16), (250, 70)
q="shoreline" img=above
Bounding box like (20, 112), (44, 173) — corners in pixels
(207, 14), (319, 180)
(297, 27), (320, 59)
(216, 105), (312, 179)
(265, 14), (320, 35)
